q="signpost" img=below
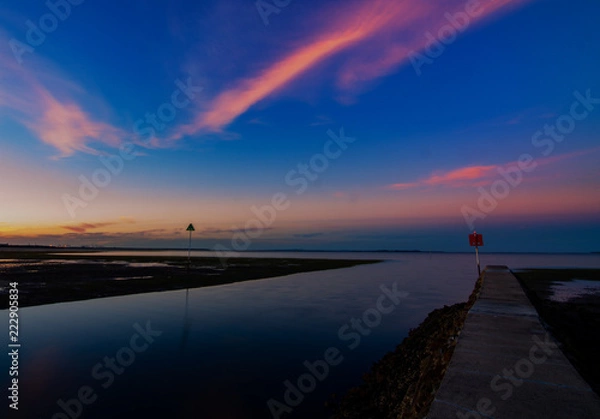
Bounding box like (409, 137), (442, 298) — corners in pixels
(468, 231), (484, 276)
(186, 223), (195, 264)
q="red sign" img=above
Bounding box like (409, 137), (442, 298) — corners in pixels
(469, 232), (484, 247)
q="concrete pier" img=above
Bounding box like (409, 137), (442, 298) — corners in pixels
(427, 266), (600, 419)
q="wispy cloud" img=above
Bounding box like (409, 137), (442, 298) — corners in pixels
(171, 1), (430, 138)
(336, 0), (532, 93)
(171, 26), (379, 136)
(387, 146), (600, 191)
(388, 164), (499, 190)
(26, 87), (124, 157)
(60, 221), (123, 234)
(0, 36), (126, 157)
(59, 217), (139, 234)
(171, 0), (533, 138)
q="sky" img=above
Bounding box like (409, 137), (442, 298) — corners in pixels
(0, 0), (599, 252)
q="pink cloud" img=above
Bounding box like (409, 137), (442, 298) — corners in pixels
(387, 146), (600, 191)
(172, 0), (534, 138)
(24, 87), (124, 157)
(425, 165), (498, 185)
(0, 41), (126, 157)
(171, 7), (399, 137)
(388, 164), (499, 190)
(171, 1), (430, 138)
(337, 0), (532, 92)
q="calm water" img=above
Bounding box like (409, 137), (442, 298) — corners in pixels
(2, 252), (600, 418)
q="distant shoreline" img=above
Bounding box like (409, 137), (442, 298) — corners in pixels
(0, 244), (598, 255)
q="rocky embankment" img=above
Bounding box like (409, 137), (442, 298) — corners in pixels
(331, 275), (483, 419)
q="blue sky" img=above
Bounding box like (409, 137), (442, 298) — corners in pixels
(0, 0), (599, 252)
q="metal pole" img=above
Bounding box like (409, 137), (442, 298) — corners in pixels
(188, 230), (192, 264)
(475, 245), (481, 277)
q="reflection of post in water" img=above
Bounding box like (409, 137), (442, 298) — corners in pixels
(179, 288), (191, 353)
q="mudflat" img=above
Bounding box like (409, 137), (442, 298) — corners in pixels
(515, 268), (600, 395)
(0, 249), (380, 309)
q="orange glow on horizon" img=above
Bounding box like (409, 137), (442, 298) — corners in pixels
(2, 180), (597, 244)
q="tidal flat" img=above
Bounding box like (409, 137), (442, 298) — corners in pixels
(0, 249), (380, 309)
(513, 268), (600, 395)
